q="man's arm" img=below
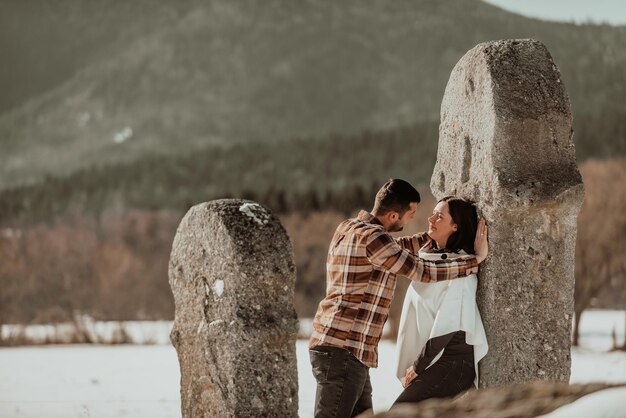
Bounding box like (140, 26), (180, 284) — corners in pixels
(395, 232), (430, 253)
(366, 231), (478, 283)
(417, 255), (478, 283)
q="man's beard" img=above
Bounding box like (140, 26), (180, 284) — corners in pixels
(388, 221), (404, 232)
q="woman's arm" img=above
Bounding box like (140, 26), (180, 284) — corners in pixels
(413, 332), (457, 374)
(402, 332), (457, 388)
(402, 331), (460, 388)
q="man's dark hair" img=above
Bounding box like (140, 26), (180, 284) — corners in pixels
(372, 179), (421, 216)
(439, 196), (478, 254)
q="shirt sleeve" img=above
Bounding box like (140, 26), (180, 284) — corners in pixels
(417, 254), (478, 283)
(367, 231), (478, 283)
(395, 232), (430, 253)
(366, 231), (420, 277)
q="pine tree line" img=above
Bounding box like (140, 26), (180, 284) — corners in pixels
(0, 123), (438, 224)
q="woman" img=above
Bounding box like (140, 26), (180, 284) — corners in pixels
(392, 196), (489, 405)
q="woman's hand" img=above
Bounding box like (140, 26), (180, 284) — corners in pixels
(474, 218), (489, 263)
(402, 366), (417, 388)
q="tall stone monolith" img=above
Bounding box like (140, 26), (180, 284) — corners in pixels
(169, 199), (299, 417)
(431, 39), (584, 387)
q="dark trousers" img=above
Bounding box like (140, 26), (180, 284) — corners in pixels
(392, 356), (475, 406)
(309, 346), (373, 418)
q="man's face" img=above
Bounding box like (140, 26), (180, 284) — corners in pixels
(388, 202), (418, 232)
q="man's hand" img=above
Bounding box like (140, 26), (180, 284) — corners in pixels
(402, 366), (417, 388)
(474, 218), (489, 264)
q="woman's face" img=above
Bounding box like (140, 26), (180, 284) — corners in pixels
(427, 201), (457, 248)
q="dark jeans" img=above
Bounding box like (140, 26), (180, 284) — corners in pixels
(392, 357), (475, 406)
(309, 346), (373, 418)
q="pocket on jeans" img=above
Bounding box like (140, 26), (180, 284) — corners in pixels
(309, 349), (332, 381)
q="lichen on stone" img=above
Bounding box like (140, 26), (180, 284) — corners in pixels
(239, 203), (270, 226)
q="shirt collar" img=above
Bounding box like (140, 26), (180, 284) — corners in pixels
(357, 210), (383, 227)
(432, 244), (449, 253)
(431, 242), (467, 255)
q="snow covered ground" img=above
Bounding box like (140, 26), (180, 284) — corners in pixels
(538, 386), (626, 418)
(1, 310), (625, 418)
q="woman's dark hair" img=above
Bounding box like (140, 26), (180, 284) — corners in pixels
(440, 196), (478, 254)
(372, 179), (421, 216)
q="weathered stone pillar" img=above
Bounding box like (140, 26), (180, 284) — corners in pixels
(169, 199), (299, 417)
(431, 39), (584, 387)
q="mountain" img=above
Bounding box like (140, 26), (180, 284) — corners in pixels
(1, 0), (625, 192)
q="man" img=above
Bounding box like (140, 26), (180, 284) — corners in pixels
(308, 179), (488, 417)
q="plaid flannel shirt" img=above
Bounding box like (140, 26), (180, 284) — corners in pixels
(309, 210), (478, 368)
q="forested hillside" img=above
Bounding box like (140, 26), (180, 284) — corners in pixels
(1, 0), (625, 196)
(0, 124), (438, 222)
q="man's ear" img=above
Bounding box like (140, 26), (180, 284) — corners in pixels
(389, 212), (399, 222)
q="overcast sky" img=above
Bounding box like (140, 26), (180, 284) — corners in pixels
(482, 0), (626, 25)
